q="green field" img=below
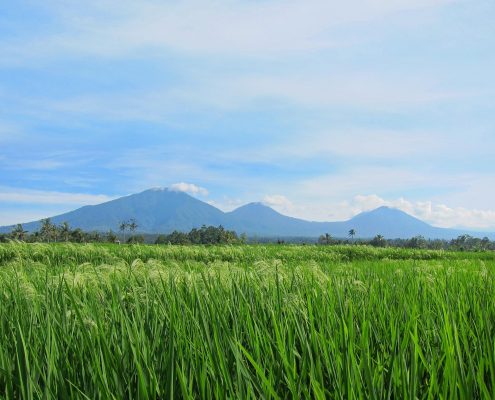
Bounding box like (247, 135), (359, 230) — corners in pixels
(1, 243), (495, 399)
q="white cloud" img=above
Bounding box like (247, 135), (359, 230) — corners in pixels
(0, 0), (464, 125)
(170, 182), (208, 196)
(13, 58), (467, 129)
(342, 194), (495, 230)
(0, 209), (66, 226)
(219, 72), (458, 111)
(105, 148), (225, 193)
(0, 0), (455, 63)
(246, 166), (495, 230)
(206, 197), (245, 212)
(299, 168), (443, 204)
(253, 192), (495, 230)
(276, 128), (483, 160)
(262, 195), (294, 214)
(296, 169), (495, 210)
(0, 187), (114, 205)
(22, 72), (457, 124)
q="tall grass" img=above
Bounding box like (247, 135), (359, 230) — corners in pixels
(0, 243), (494, 398)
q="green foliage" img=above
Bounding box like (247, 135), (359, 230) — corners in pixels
(370, 234), (387, 247)
(0, 243), (495, 398)
(407, 235), (428, 249)
(10, 222), (129, 244)
(39, 218), (56, 243)
(318, 233), (334, 245)
(106, 230), (118, 243)
(155, 225), (239, 245)
(317, 233), (495, 251)
(10, 224), (28, 241)
(127, 234), (145, 244)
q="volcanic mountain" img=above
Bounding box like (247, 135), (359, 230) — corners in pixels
(1, 188), (492, 239)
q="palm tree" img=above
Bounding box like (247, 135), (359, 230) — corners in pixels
(11, 224), (27, 241)
(128, 219), (138, 243)
(324, 233), (332, 245)
(71, 228), (85, 243)
(348, 229), (356, 242)
(60, 222), (71, 242)
(40, 218), (55, 242)
(119, 220), (128, 243)
(128, 219), (138, 235)
(371, 234), (386, 247)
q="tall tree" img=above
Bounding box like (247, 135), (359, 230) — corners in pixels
(59, 222), (71, 242)
(11, 224), (27, 241)
(348, 229), (356, 241)
(128, 219), (139, 243)
(318, 233), (332, 245)
(128, 219), (138, 235)
(106, 230), (118, 243)
(481, 237), (490, 251)
(40, 218), (55, 243)
(70, 228), (85, 243)
(119, 221), (128, 243)
(371, 234), (386, 247)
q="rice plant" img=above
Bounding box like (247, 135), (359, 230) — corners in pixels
(0, 242), (494, 398)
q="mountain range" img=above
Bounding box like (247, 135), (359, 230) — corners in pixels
(1, 188), (493, 240)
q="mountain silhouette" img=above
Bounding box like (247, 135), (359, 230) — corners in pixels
(1, 188), (492, 239)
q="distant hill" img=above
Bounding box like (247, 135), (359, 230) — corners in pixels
(0, 188), (493, 240)
(342, 206), (470, 239)
(226, 203), (334, 237)
(0, 188), (226, 234)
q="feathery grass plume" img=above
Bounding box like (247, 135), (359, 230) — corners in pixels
(0, 242), (495, 398)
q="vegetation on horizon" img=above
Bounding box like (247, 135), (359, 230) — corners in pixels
(3, 219), (495, 251)
(3, 219), (244, 246)
(317, 232), (495, 252)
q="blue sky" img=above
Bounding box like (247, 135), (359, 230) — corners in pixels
(1, 0), (494, 229)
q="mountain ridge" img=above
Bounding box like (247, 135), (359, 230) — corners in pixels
(0, 188), (493, 240)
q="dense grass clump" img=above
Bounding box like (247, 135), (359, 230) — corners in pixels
(1, 243), (495, 399)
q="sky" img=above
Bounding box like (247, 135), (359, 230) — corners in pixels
(0, 0), (494, 230)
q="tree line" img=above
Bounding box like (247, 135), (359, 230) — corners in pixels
(155, 225), (245, 245)
(1, 219), (122, 244)
(2, 220), (493, 251)
(318, 230), (495, 251)
(0, 220), (244, 245)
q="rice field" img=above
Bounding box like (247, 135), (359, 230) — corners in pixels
(1, 243), (495, 399)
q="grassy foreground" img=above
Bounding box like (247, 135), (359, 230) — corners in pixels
(1, 243), (495, 399)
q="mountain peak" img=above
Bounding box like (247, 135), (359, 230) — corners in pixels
(366, 205), (399, 212)
(351, 206), (424, 221)
(231, 202), (280, 214)
(1, 191), (492, 239)
(140, 187), (194, 197)
(347, 206), (432, 238)
(242, 202), (271, 209)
